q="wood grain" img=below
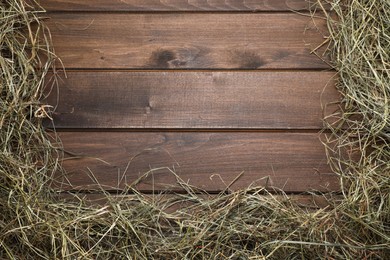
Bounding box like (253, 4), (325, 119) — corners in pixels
(55, 132), (339, 192)
(46, 13), (329, 69)
(44, 71), (338, 129)
(38, 0), (311, 12)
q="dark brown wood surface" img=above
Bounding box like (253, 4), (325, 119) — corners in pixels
(43, 4), (338, 195)
(55, 132), (338, 192)
(45, 71), (337, 129)
(46, 13), (328, 69)
(38, 0), (312, 12)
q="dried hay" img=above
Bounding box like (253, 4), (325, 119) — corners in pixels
(0, 0), (389, 259)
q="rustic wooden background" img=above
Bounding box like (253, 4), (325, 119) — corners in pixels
(40, 0), (339, 198)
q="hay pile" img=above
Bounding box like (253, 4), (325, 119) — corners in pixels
(0, 0), (389, 259)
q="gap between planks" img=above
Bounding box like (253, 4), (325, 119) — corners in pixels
(36, 0), (323, 12)
(48, 129), (332, 133)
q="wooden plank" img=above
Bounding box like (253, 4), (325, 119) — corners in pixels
(54, 132), (339, 192)
(38, 0), (311, 12)
(45, 71), (338, 129)
(46, 13), (328, 69)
